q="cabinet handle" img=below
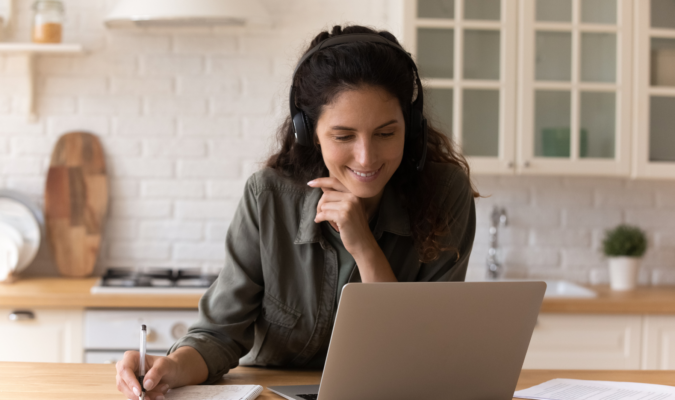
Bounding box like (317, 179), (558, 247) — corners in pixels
(9, 310), (35, 321)
(524, 161), (531, 168)
(507, 161), (514, 168)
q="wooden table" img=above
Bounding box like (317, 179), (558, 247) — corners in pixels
(2, 362), (675, 400)
(5, 278), (675, 313)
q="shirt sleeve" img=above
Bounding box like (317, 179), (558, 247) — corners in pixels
(415, 166), (476, 282)
(168, 173), (264, 384)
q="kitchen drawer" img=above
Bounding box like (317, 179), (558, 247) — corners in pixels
(0, 308), (83, 363)
(523, 314), (642, 370)
(85, 309), (199, 351)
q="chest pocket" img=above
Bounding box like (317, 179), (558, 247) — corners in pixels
(253, 295), (302, 366)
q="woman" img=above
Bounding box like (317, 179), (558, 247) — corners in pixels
(116, 25), (477, 400)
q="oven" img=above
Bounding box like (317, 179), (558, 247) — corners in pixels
(84, 309), (200, 364)
(84, 268), (213, 364)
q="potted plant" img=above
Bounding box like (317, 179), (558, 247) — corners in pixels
(602, 224), (648, 291)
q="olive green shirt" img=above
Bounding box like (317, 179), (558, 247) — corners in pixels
(168, 162), (476, 384)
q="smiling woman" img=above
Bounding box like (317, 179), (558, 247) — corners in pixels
(114, 24), (478, 400)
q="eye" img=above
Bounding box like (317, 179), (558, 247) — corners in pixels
(378, 132), (395, 137)
(333, 135), (353, 142)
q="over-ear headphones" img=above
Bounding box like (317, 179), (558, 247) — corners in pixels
(289, 33), (428, 172)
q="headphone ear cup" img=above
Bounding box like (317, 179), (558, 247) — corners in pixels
(293, 111), (312, 146)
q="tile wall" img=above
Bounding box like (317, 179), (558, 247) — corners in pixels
(1, 0), (674, 284)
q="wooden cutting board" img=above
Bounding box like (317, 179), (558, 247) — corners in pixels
(45, 132), (108, 277)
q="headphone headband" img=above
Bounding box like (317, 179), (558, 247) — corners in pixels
(289, 33), (424, 118)
(289, 32), (427, 171)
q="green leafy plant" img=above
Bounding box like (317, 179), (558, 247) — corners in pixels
(602, 224), (648, 257)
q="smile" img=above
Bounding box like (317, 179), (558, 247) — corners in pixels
(347, 166), (382, 180)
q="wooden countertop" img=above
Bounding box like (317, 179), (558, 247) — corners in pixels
(4, 277), (675, 313)
(540, 285), (675, 314)
(0, 278), (201, 309)
(1, 363), (675, 400)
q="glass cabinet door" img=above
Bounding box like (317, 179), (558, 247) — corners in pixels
(634, 0), (675, 178)
(405, 0), (517, 175)
(518, 0), (632, 176)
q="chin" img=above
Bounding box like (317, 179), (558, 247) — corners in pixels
(343, 176), (388, 199)
(349, 186), (384, 199)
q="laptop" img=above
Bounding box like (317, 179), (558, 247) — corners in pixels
(268, 281), (546, 400)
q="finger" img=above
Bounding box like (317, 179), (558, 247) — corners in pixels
(315, 209), (344, 225)
(317, 201), (351, 213)
(116, 373), (138, 399)
(319, 190), (350, 203)
(317, 191), (350, 214)
(146, 384), (171, 400)
(143, 357), (171, 392)
(117, 354), (142, 398)
(308, 177), (349, 193)
(120, 367), (142, 397)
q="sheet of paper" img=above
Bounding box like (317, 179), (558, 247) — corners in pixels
(165, 384), (263, 400)
(514, 379), (675, 400)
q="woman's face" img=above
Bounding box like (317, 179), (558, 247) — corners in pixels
(315, 85), (405, 200)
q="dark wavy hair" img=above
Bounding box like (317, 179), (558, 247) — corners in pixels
(266, 25), (478, 263)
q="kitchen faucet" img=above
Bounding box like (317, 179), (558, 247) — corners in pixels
(486, 206), (507, 280)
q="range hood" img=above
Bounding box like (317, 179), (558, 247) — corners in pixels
(105, 0), (270, 28)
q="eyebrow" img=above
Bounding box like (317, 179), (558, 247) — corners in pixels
(330, 119), (398, 131)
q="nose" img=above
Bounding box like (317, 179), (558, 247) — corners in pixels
(354, 136), (376, 167)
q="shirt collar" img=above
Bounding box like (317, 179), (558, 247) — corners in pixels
(294, 181), (411, 245)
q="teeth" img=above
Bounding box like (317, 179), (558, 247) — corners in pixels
(351, 168), (377, 177)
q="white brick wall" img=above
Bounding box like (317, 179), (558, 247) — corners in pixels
(468, 175), (675, 286)
(2, 0), (674, 284)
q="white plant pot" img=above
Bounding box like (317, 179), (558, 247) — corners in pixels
(608, 256), (641, 291)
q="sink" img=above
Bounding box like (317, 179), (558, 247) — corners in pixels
(539, 280), (597, 298)
(467, 277), (597, 298)
(499, 279), (596, 298)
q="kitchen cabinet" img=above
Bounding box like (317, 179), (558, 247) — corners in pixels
(632, 0), (675, 178)
(517, 0), (633, 176)
(0, 308), (83, 363)
(523, 314), (642, 369)
(642, 316), (675, 369)
(405, 0), (675, 178)
(404, 0), (518, 175)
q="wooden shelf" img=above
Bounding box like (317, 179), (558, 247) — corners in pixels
(0, 43), (84, 121)
(0, 42), (83, 54)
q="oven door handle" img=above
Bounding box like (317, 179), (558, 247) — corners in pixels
(9, 310), (35, 321)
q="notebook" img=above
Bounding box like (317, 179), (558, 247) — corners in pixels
(165, 384), (263, 400)
(514, 379), (675, 400)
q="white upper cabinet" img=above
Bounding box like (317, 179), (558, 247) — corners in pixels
(404, 0), (647, 177)
(404, 0), (518, 175)
(518, 0), (633, 176)
(633, 0), (675, 179)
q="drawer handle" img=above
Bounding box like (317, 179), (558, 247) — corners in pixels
(9, 310), (35, 321)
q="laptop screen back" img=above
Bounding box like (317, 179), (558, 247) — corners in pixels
(317, 281), (546, 400)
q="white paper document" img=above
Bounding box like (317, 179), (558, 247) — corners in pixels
(165, 384), (263, 400)
(514, 379), (675, 400)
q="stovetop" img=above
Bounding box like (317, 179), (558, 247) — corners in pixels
(90, 267), (218, 295)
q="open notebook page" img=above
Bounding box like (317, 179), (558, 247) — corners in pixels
(515, 379), (675, 400)
(165, 384), (263, 400)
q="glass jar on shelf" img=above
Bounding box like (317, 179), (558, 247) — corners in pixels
(32, 0), (64, 44)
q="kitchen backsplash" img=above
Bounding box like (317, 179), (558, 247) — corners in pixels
(469, 175), (675, 285)
(1, 0), (674, 284)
